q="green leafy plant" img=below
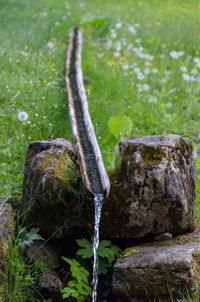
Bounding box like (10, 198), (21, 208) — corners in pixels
(108, 115), (133, 141)
(61, 257), (92, 302)
(76, 238), (121, 274)
(18, 227), (44, 250)
(4, 223), (47, 302)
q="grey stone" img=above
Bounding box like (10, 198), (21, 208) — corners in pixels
(154, 232), (173, 241)
(22, 135), (196, 239)
(25, 241), (59, 269)
(0, 196), (14, 301)
(112, 239), (200, 301)
(38, 272), (63, 294)
(101, 134), (196, 238)
(22, 138), (89, 238)
(25, 240), (63, 298)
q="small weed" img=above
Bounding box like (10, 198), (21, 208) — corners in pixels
(61, 257), (92, 302)
(76, 237), (121, 274)
(4, 223), (47, 301)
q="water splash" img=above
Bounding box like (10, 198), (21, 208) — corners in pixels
(92, 193), (104, 302)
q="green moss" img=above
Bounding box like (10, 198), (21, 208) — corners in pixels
(38, 151), (79, 193)
(141, 145), (166, 165)
(118, 246), (140, 261)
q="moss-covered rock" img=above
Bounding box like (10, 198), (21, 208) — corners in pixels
(22, 138), (95, 238)
(101, 134), (196, 238)
(22, 135), (196, 240)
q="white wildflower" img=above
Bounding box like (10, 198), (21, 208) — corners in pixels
(194, 57), (200, 64)
(115, 41), (121, 51)
(111, 32), (117, 38)
(41, 12), (47, 17)
(135, 39), (141, 44)
(142, 84), (150, 91)
(122, 64), (129, 70)
(152, 68), (158, 74)
(114, 51), (120, 57)
(166, 102), (172, 108)
(18, 111), (29, 121)
(180, 66), (187, 72)
(134, 23), (140, 28)
(134, 67), (140, 73)
(47, 42), (54, 49)
(170, 51), (179, 59)
(146, 54), (154, 61)
(170, 50), (184, 59)
(182, 73), (190, 81)
(106, 40), (112, 48)
(137, 73), (144, 80)
(127, 25), (137, 34)
(148, 96), (157, 103)
(115, 22), (122, 28)
(191, 69), (198, 75)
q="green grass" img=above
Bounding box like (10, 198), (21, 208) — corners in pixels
(1, 0), (200, 202)
(1, 1), (200, 299)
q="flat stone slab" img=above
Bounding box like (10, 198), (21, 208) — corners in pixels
(112, 233), (200, 301)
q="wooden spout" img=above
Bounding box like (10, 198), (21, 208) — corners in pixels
(66, 28), (110, 198)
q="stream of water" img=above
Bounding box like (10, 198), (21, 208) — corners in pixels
(92, 193), (104, 302)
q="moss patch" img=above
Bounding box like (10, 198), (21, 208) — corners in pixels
(118, 246), (140, 261)
(141, 145), (166, 165)
(39, 151), (79, 193)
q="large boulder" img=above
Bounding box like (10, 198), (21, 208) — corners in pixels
(112, 232), (200, 301)
(22, 135), (196, 239)
(101, 134), (196, 238)
(22, 138), (91, 238)
(0, 196), (14, 301)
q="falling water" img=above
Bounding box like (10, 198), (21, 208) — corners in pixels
(92, 193), (104, 302)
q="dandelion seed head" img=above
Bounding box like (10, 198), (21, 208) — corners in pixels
(18, 111), (29, 121)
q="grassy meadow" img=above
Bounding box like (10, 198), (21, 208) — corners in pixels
(1, 0), (200, 300)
